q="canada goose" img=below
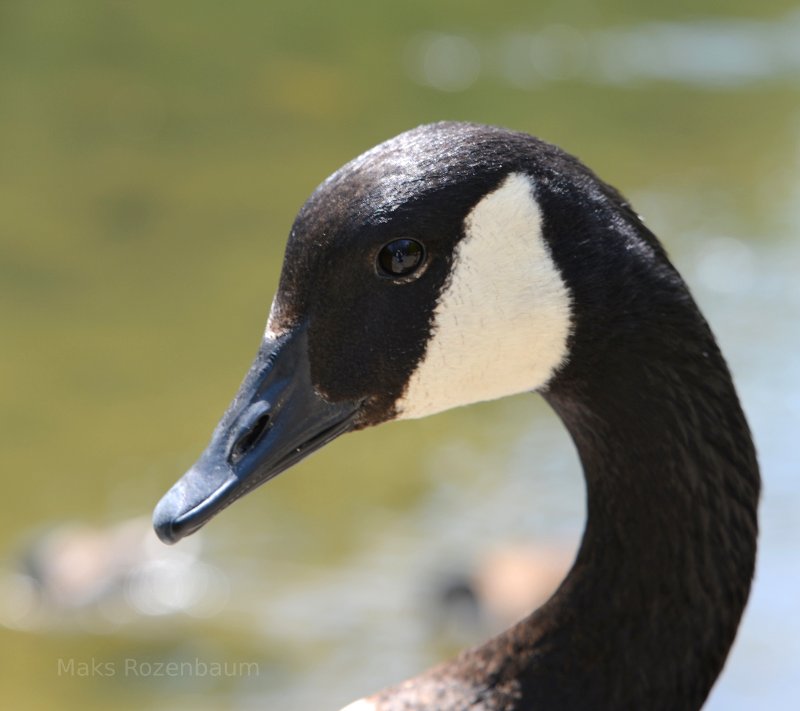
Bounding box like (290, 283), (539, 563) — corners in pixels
(436, 541), (575, 638)
(153, 122), (759, 710)
(1, 517), (214, 629)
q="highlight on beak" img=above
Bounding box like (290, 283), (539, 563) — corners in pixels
(153, 325), (360, 544)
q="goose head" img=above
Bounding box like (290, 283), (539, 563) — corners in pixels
(152, 122), (685, 543)
(153, 122), (588, 542)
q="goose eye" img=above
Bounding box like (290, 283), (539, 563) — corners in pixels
(377, 239), (425, 279)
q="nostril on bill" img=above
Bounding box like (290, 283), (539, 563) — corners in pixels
(230, 412), (272, 464)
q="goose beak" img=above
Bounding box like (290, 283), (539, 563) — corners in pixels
(153, 325), (360, 544)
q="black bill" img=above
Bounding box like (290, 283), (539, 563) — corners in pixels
(152, 325), (360, 544)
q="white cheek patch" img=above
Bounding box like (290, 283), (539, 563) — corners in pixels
(396, 172), (572, 420)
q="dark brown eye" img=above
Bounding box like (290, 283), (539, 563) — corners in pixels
(377, 239), (425, 278)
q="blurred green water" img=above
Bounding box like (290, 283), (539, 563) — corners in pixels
(2, 1), (798, 709)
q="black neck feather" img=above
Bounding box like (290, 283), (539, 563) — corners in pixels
(529, 321), (759, 710)
(370, 261), (759, 711)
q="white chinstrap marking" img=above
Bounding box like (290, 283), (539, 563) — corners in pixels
(396, 172), (572, 419)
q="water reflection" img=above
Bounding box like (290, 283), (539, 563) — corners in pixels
(408, 10), (800, 90)
(405, 33), (482, 92)
(694, 236), (757, 295)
